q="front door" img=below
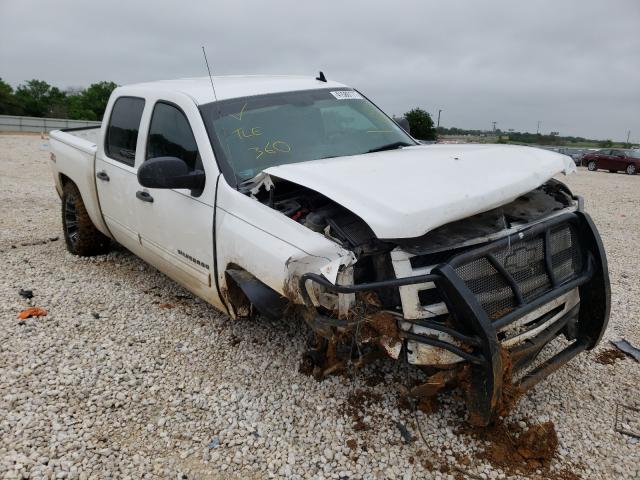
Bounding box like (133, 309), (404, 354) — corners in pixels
(609, 150), (626, 171)
(134, 98), (221, 306)
(95, 96), (146, 254)
(596, 150), (612, 170)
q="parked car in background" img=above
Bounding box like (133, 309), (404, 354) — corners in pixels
(558, 147), (587, 166)
(583, 149), (640, 175)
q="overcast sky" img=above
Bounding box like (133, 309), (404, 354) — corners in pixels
(1, 1), (638, 141)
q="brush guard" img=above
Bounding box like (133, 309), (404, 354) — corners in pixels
(300, 211), (610, 425)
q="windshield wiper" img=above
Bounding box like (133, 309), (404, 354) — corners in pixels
(367, 141), (412, 154)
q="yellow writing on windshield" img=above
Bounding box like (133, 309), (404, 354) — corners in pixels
(249, 140), (291, 159)
(230, 103), (247, 121)
(232, 127), (262, 140)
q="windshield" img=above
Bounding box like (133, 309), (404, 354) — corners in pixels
(200, 88), (415, 183)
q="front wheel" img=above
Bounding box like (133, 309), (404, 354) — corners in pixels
(62, 182), (110, 256)
(626, 164), (637, 175)
(587, 160), (597, 172)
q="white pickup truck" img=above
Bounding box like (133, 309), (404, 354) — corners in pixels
(49, 75), (610, 425)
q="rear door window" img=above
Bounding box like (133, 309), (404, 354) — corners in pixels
(105, 97), (145, 166)
(146, 102), (202, 171)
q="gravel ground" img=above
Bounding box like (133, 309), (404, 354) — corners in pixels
(1, 134), (638, 480)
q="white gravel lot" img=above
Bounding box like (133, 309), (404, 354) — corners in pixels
(0, 134), (638, 480)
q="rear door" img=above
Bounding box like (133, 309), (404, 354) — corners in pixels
(609, 150), (625, 171)
(596, 149), (611, 169)
(134, 94), (222, 306)
(95, 96), (146, 254)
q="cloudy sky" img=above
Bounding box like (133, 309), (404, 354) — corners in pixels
(1, 0), (638, 141)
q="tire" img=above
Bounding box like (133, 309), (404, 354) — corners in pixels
(626, 164), (637, 175)
(62, 182), (110, 256)
(587, 160), (597, 172)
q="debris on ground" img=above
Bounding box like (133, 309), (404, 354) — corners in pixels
(18, 288), (33, 299)
(16, 237), (59, 247)
(463, 420), (564, 477)
(16, 307), (48, 319)
(159, 303), (175, 309)
(611, 339), (640, 362)
(207, 437), (220, 449)
(595, 348), (628, 365)
(395, 421), (413, 444)
(516, 422), (558, 461)
(615, 404), (640, 439)
(340, 388), (383, 433)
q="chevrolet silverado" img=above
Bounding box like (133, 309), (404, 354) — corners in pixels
(49, 75), (610, 425)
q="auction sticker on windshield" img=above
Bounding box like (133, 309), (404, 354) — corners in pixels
(330, 90), (363, 100)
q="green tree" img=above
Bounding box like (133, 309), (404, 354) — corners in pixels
(598, 139), (613, 148)
(81, 81), (117, 120)
(14, 79), (67, 117)
(47, 86), (67, 118)
(0, 78), (23, 115)
(404, 108), (436, 140)
(66, 94), (97, 120)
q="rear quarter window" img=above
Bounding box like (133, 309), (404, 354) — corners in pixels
(105, 97), (145, 166)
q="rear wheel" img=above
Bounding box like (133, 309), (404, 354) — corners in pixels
(62, 182), (110, 256)
(626, 164), (637, 175)
(587, 160), (597, 171)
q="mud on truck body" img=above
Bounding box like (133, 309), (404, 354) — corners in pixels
(49, 75), (610, 426)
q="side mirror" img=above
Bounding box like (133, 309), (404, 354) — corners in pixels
(137, 157), (205, 195)
(396, 117), (411, 135)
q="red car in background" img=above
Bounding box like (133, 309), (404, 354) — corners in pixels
(583, 149), (640, 175)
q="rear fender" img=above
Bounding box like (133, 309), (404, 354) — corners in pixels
(50, 132), (111, 238)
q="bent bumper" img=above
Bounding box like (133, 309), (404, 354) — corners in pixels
(300, 211), (610, 425)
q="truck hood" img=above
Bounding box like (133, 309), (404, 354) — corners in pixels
(264, 144), (576, 239)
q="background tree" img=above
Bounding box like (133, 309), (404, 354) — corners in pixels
(14, 80), (66, 117)
(66, 94), (97, 120)
(2, 79), (118, 120)
(0, 78), (23, 115)
(81, 81), (118, 120)
(404, 108), (436, 140)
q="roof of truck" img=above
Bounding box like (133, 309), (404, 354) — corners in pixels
(117, 75), (349, 105)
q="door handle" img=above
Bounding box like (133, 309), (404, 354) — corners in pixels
(96, 171), (110, 182)
(136, 190), (154, 203)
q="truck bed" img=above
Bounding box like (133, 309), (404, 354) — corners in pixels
(49, 126), (110, 237)
(50, 126), (100, 154)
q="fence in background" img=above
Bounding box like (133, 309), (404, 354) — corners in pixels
(0, 115), (101, 133)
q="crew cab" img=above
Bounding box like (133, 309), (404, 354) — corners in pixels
(49, 75), (610, 425)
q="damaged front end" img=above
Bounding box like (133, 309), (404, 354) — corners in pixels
(247, 175), (610, 426)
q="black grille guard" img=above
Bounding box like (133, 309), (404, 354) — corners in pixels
(299, 211), (610, 425)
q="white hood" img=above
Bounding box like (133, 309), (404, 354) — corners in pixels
(265, 144), (575, 239)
